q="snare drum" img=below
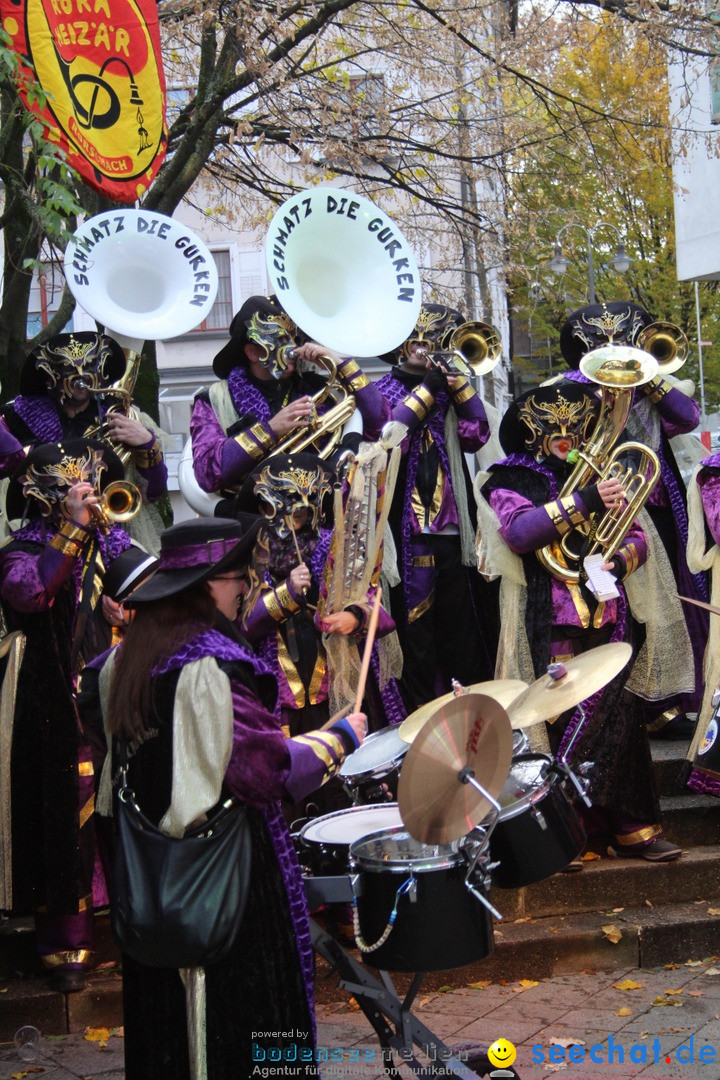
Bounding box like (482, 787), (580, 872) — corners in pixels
(339, 726), (409, 798)
(488, 753), (586, 888)
(349, 826), (493, 972)
(299, 804), (403, 876)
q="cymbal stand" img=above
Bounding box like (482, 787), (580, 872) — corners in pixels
(455, 769), (503, 920)
(310, 915), (508, 1078)
(555, 705), (593, 808)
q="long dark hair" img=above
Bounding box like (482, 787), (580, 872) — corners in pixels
(107, 583), (216, 741)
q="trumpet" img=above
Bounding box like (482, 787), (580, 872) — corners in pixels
(91, 480), (143, 529)
(419, 320), (502, 378)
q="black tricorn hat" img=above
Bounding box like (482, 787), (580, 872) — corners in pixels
(20, 332), (126, 396)
(234, 452), (335, 527)
(212, 295), (301, 379)
(498, 382), (601, 457)
(7, 438), (125, 522)
(126, 514), (263, 604)
(559, 301), (653, 370)
(102, 545), (159, 603)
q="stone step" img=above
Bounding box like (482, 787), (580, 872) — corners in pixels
(660, 793), (720, 846)
(489, 844), (720, 921)
(5, 897), (718, 1040)
(650, 740), (691, 797)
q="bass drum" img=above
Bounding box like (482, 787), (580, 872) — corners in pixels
(178, 436), (221, 516)
(488, 753), (586, 888)
(349, 826), (493, 972)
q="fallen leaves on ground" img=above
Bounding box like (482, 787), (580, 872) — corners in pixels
(664, 988), (683, 995)
(687, 990), (705, 997)
(645, 899), (654, 908)
(664, 963), (679, 970)
(685, 959), (704, 966)
(517, 979), (539, 988)
(467, 980), (492, 989)
(10, 1070), (45, 1079)
(436, 985), (453, 993)
(615, 1007), (633, 1017)
(613, 978), (643, 990)
(703, 967), (720, 976)
(708, 908), (720, 916)
(601, 925), (623, 944)
(84, 1027), (112, 1048)
(652, 996), (684, 1007)
(581, 851), (600, 861)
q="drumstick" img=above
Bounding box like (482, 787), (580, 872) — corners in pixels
(319, 704), (353, 731)
(291, 528), (304, 567)
(354, 586), (383, 714)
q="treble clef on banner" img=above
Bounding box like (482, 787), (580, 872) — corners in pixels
(54, 49), (143, 131)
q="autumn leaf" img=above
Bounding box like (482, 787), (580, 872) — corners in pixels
(84, 1026), (112, 1048)
(615, 1007), (633, 1016)
(664, 963), (679, 969)
(687, 990), (705, 997)
(518, 979), (539, 988)
(704, 967), (720, 976)
(467, 981), (492, 989)
(664, 989), (683, 995)
(581, 851), (601, 861)
(602, 924), (623, 944)
(613, 978), (643, 990)
(437, 985), (453, 993)
(686, 959), (704, 966)
(708, 908), (720, 916)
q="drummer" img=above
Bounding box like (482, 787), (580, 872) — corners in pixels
(231, 453), (403, 817)
(477, 384), (681, 862)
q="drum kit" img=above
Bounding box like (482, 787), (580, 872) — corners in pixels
(301, 642), (632, 1078)
(300, 641), (632, 972)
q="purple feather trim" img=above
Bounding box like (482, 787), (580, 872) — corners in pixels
(154, 626), (274, 681)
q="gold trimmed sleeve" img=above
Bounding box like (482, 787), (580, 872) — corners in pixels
(275, 582), (301, 614)
(543, 499), (571, 536)
(234, 422), (276, 461)
(134, 438), (163, 470)
(292, 731), (346, 779)
(337, 358), (369, 391)
(559, 495), (586, 527)
(644, 377), (670, 403)
(616, 542), (639, 579)
(451, 380), (475, 405)
(49, 520), (92, 559)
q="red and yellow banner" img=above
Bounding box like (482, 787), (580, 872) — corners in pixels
(1, 0), (167, 202)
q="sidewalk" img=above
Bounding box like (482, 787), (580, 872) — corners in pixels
(3, 957), (720, 1079)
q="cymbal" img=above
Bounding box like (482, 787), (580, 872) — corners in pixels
(398, 693), (513, 845)
(507, 642), (633, 729)
(398, 679), (528, 744)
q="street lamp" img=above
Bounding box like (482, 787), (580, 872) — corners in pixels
(547, 222), (631, 303)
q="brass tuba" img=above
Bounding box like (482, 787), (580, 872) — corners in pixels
(536, 344), (661, 583)
(419, 320), (502, 378)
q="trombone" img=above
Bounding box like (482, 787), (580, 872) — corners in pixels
(418, 321), (502, 379)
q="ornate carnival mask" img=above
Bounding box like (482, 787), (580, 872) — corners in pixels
(245, 310), (301, 379)
(517, 390), (599, 461)
(33, 332), (120, 403)
(251, 456), (333, 539)
(22, 444), (107, 518)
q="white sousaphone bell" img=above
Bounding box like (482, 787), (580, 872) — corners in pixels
(64, 209), (219, 514)
(178, 187), (423, 516)
(65, 208), (219, 353)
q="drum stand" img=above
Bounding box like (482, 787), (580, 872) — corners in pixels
(311, 914), (509, 1079)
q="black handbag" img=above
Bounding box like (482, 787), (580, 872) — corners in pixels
(111, 743), (252, 968)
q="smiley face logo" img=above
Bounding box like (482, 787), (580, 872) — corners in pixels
(488, 1038), (517, 1068)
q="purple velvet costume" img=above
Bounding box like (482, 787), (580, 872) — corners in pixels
(1, 395), (167, 499)
(485, 453), (664, 843)
(374, 367), (496, 707)
(85, 623), (360, 1077)
(191, 364), (388, 494)
(1, 519), (131, 974)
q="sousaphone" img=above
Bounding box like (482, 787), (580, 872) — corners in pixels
(178, 188), (422, 515)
